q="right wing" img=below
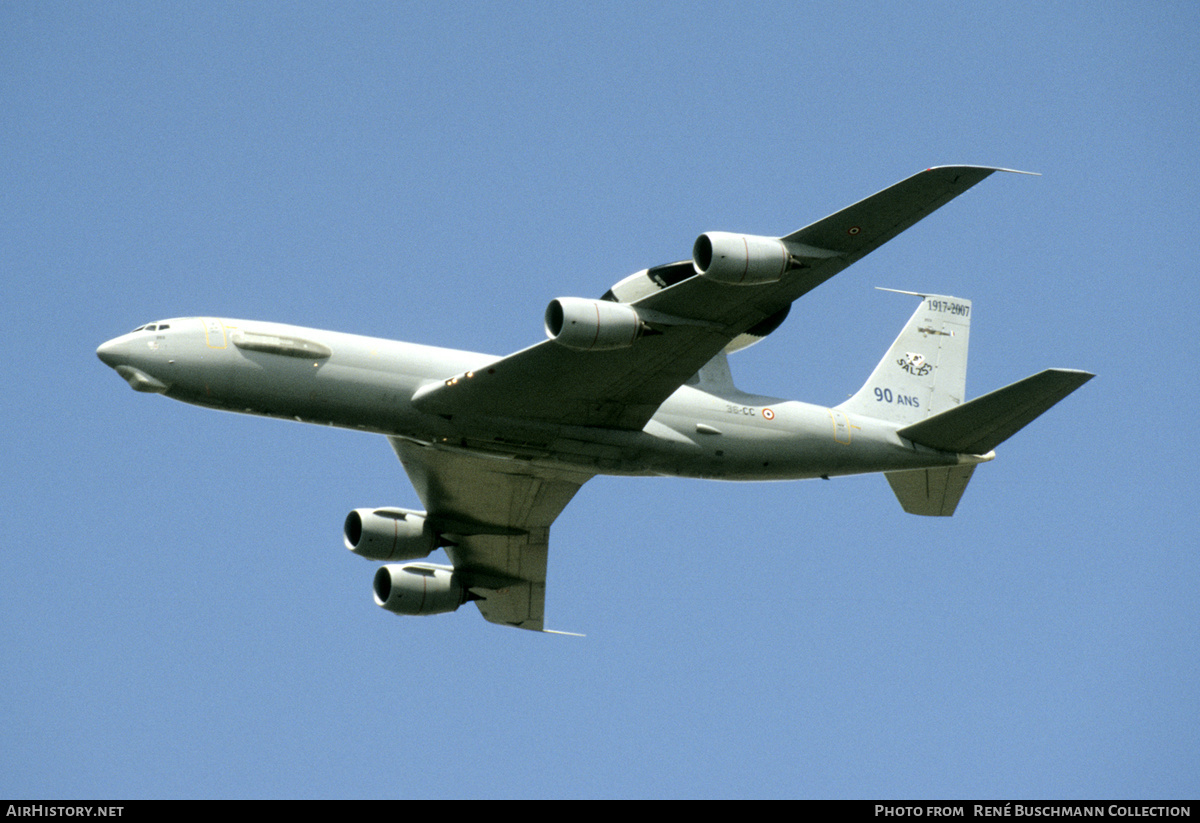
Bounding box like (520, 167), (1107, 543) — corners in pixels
(413, 166), (1023, 430)
(389, 437), (594, 632)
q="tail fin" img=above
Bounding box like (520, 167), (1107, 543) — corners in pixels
(844, 293), (1094, 517)
(837, 291), (972, 425)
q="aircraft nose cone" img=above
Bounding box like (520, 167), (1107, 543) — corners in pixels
(96, 337), (128, 367)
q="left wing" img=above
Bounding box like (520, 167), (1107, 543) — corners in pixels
(413, 166), (1021, 430)
(389, 437), (593, 631)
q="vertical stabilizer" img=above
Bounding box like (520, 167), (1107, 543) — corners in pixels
(837, 292), (972, 425)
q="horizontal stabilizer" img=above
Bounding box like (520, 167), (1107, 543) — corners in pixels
(886, 465), (976, 516)
(897, 369), (1094, 454)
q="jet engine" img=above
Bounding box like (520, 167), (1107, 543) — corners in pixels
(692, 232), (790, 285)
(344, 507), (437, 562)
(544, 297), (644, 351)
(373, 563), (466, 616)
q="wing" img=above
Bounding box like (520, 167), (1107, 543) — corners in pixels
(413, 166), (1021, 430)
(389, 437), (594, 631)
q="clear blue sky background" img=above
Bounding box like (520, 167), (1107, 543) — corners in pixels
(3, 1), (1197, 799)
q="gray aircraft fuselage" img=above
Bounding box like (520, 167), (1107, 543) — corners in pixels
(96, 316), (983, 482)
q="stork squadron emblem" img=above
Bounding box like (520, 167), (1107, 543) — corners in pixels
(898, 352), (933, 376)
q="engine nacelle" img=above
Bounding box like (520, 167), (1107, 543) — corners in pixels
(344, 507), (437, 562)
(692, 232), (789, 285)
(373, 563), (466, 616)
(544, 297), (644, 351)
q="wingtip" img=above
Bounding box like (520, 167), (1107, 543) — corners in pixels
(1050, 368), (1096, 382)
(925, 165), (1041, 177)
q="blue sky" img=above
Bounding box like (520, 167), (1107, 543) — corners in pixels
(3, 1), (1197, 799)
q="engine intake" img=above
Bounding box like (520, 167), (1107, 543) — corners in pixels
(373, 563), (466, 616)
(344, 507), (437, 562)
(692, 232), (790, 285)
(544, 297), (645, 351)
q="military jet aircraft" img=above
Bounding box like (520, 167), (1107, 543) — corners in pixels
(97, 166), (1092, 632)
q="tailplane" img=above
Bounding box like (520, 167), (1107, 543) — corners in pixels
(885, 466), (977, 517)
(884, 369), (1092, 516)
(842, 293), (1093, 516)
(896, 368), (1094, 455)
